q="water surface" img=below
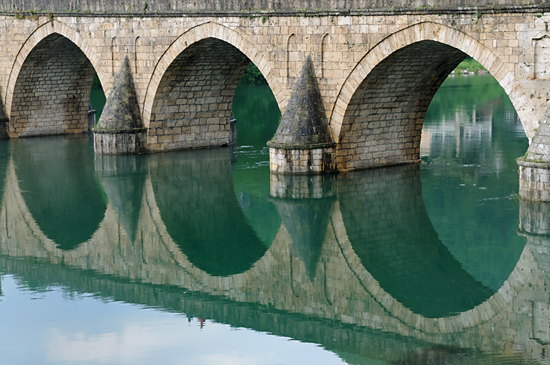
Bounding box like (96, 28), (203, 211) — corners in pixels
(0, 75), (543, 364)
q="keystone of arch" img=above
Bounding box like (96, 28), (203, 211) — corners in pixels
(330, 21), (532, 141)
(5, 20), (102, 117)
(142, 22), (283, 129)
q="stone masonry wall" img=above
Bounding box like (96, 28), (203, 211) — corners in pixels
(0, 0), (549, 13)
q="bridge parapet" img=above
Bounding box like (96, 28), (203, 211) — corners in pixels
(1, 0), (550, 13)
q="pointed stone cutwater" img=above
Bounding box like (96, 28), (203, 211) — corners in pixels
(267, 54), (336, 174)
(93, 56), (146, 154)
(518, 107), (550, 201)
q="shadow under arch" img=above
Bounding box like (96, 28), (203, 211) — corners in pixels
(147, 148), (269, 277)
(8, 31), (98, 137)
(12, 136), (107, 250)
(331, 22), (532, 172)
(142, 22), (284, 131)
(5, 20), (101, 115)
(337, 164), (496, 318)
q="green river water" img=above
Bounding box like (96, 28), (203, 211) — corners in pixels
(0, 74), (542, 364)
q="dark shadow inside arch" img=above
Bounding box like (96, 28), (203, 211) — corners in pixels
(338, 40), (468, 171)
(11, 33), (96, 137)
(12, 136), (107, 250)
(148, 148), (269, 277)
(338, 164), (495, 318)
(150, 37), (255, 150)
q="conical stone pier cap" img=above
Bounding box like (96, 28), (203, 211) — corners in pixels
(93, 56), (144, 133)
(268, 55), (335, 149)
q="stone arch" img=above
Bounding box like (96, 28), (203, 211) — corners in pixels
(6, 20), (101, 118)
(6, 22), (102, 138)
(331, 22), (530, 171)
(142, 22), (283, 133)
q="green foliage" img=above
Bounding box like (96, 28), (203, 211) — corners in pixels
(239, 62), (267, 85)
(454, 57), (487, 73)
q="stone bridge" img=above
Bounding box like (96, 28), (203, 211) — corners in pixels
(1, 142), (550, 362)
(0, 1), (549, 177)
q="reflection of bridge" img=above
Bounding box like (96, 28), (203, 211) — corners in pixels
(0, 141), (549, 362)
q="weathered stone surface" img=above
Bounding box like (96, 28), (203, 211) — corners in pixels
(268, 55), (336, 174)
(94, 131), (146, 155)
(518, 105), (550, 201)
(269, 146), (337, 174)
(94, 56), (144, 134)
(93, 56), (146, 154)
(268, 54), (334, 150)
(0, 0), (548, 13)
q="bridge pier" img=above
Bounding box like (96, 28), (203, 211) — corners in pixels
(92, 57), (146, 155)
(268, 55), (336, 175)
(518, 112), (550, 201)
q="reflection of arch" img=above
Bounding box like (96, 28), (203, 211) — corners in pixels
(337, 165), (495, 318)
(148, 149), (269, 276)
(6, 20), (101, 117)
(12, 138), (107, 250)
(142, 22), (283, 128)
(332, 211), (532, 333)
(331, 22), (531, 149)
(333, 165), (529, 333)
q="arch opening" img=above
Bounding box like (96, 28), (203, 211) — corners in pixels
(10, 34), (97, 138)
(148, 37), (251, 152)
(12, 136), (108, 250)
(337, 40), (468, 171)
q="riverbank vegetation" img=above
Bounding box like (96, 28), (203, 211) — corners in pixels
(453, 57), (487, 74)
(239, 63), (268, 85)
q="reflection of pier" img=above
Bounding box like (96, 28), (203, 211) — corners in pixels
(0, 145), (549, 362)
